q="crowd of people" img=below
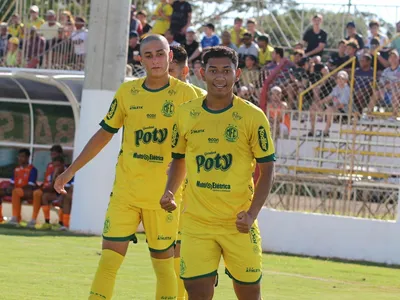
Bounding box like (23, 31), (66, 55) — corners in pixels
(0, 145), (73, 230)
(1, 2), (400, 135)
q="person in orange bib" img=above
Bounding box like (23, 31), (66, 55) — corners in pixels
(7, 148), (38, 225)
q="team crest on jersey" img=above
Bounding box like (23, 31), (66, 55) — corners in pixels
(168, 89), (177, 96)
(103, 217), (111, 234)
(166, 213), (173, 223)
(131, 87), (139, 95)
(190, 109), (201, 118)
(106, 99), (117, 120)
(224, 124), (238, 142)
(232, 112), (242, 121)
(161, 100), (175, 117)
(258, 126), (268, 151)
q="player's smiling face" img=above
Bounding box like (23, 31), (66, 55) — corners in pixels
(201, 57), (241, 97)
(140, 40), (172, 78)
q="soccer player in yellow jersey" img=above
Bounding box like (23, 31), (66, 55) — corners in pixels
(54, 34), (197, 300)
(160, 46), (275, 300)
(169, 45), (207, 98)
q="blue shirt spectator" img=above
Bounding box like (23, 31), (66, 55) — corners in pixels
(201, 23), (220, 49)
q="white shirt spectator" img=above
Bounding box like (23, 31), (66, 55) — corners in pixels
(330, 85), (350, 112)
(39, 21), (61, 40)
(169, 40), (180, 47)
(238, 42), (259, 58)
(71, 28), (88, 55)
(380, 65), (400, 84)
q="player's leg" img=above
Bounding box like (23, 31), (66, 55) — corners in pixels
(89, 198), (141, 300)
(220, 222), (263, 300)
(40, 191), (57, 228)
(61, 187), (73, 229)
(28, 189), (43, 227)
(142, 208), (180, 299)
(180, 233), (221, 300)
(10, 187), (24, 223)
(174, 205), (188, 300)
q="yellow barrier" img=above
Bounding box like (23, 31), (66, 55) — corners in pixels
(314, 147), (400, 158)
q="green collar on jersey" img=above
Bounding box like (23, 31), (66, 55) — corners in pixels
(202, 98), (234, 114)
(142, 80), (170, 92)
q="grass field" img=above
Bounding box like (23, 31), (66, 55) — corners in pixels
(1, 226), (400, 300)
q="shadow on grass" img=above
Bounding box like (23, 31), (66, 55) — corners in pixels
(265, 251), (400, 270)
(0, 224), (98, 238)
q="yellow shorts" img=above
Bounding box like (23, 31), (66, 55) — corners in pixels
(180, 222), (262, 284)
(103, 196), (179, 252)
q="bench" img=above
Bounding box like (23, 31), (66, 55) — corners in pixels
(314, 147), (400, 158)
(287, 166), (390, 180)
(340, 130), (400, 137)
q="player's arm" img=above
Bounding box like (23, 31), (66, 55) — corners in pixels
(160, 108), (187, 211)
(236, 108), (276, 233)
(55, 90), (125, 194)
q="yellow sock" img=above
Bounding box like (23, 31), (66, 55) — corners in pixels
(151, 257), (177, 300)
(175, 257), (187, 300)
(88, 249), (124, 300)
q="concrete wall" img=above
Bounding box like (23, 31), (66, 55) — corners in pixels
(258, 208), (400, 265)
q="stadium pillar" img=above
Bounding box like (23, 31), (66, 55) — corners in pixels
(70, 0), (131, 234)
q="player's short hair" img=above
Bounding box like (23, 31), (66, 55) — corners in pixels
(139, 34), (169, 55)
(19, 148), (31, 157)
(202, 46), (238, 68)
(52, 156), (65, 164)
(170, 45), (188, 67)
(204, 23), (215, 31)
(369, 20), (380, 28)
(50, 144), (63, 154)
(257, 35), (269, 44)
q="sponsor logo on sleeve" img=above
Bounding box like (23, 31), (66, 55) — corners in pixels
(258, 126), (268, 152)
(106, 99), (117, 120)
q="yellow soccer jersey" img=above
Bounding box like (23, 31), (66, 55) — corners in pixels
(190, 83), (207, 98)
(172, 95), (275, 234)
(101, 76), (197, 210)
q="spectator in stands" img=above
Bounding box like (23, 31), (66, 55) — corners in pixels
(137, 10), (152, 35)
(127, 31), (141, 67)
(165, 29), (180, 46)
(170, 0), (192, 44)
(257, 35), (274, 66)
(183, 27), (201, 65)
(240, 55), (261, 88)
(130, 5), (143, 36)
(366, 20), (388, 49)
(238, 32), (259, 67)
(369, 37), (390, 71)
(328, 40), (349, 70)
(60, 11), (76, 38)
(71, 17), (88, 69)
(27, 5), (45, 30)
(220, 31), (238, 52)
(354, 53), (374, 113)
(267, 86), (290, 138)
(230, 17), (246, 47)
(309, 71), (350, 137)
(265, 47), (287, 71)
(345, 22), (364, 50)
(7, 148), (38, 225)
(292, 49), (305, 66)
(40, 10), (61, 42)
(0, 23), (11, 58)
(3, 37), (22, 67)
(302, 14), (327, 57)
(28, 145), (64, 228)
(40, 156), (67, 229)
(201, 23), (220, 49)
(23, 26), (45, 68)
(237, 86), (250, 100)
(151, 0), (173, 35)
(287, 56), (311, 109)
(345, 39), (360, 68)
(368, 50), (400, 121)
(8, 14), (24, 39)
(246, 18), (262, 41)
(50, 27), (73, 67)
(392, 21), (400, 54)
(189, 60), (206, 90)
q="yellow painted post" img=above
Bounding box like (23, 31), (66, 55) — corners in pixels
(348, 58), (356, 118)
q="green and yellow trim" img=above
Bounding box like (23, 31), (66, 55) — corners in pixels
(102, 233), (137, 242)
(202, 99), (233, 114)
(142, 81), (170, 92)
(99, 120), (119, 134)
(225, 268), (262, 285)
(172, 152), (185, 159)
(148, 241), (175, 253)
(256, 153), (276, 163)
(181, 270), (218, 280)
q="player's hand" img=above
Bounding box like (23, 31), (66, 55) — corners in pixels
(160, 190), (177, 212)
(54, 169), (74, 195)
(236, 211), (255, 233)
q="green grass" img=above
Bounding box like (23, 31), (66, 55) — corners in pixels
(0, 226), (400, 300)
